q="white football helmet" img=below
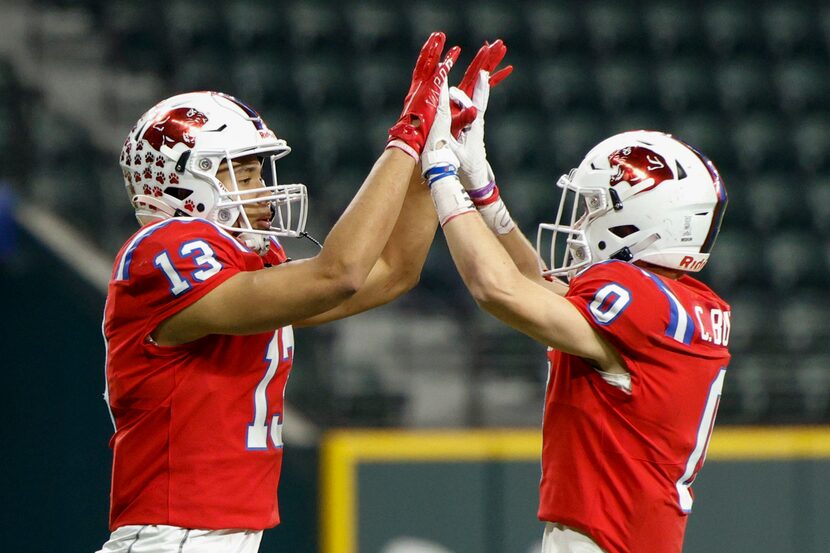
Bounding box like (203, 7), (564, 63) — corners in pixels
(120, 91), (307, 254)
(537, 130), (728, 279)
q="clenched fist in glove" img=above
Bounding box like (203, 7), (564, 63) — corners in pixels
(386, 32), (460, 161)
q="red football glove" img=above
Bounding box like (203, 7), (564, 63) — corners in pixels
(387, 32), (461, 161)
(450, 39), (513, 138)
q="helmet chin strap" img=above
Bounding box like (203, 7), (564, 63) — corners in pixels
(238, 232), (270, 256)
(609, 233), (660, 263)
(220, 205), (269, 255)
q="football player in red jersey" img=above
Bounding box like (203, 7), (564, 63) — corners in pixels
(96, 33), (467, 553)
(423, 61), (731, 552)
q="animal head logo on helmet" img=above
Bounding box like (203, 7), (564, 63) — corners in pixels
(143, 107), (209, 153)
(608, 145), (674, 193)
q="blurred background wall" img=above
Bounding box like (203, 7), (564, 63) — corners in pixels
(2, 0), (830, 551)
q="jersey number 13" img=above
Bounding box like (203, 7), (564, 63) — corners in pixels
(247, 327), (293, 450)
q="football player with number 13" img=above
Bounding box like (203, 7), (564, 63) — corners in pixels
(424, 42), (731, 553)
(96, 33), (467, 553)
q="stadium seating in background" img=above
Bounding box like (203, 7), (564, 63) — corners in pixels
(792, 115), (830, 173)
(644, 3), (702, 58)
(702, 1), (762, 58)
(762, 4), (822, 59)
(227, 0), (290, 54)
(583, 1), (647, 57)
(535, 55), (599, 115)
(525, 3), (584, 56)
(11, 0), (830, 427)
(102, 0), (171, 75)
(774, 61), (829, 116)
(656, 58), (718, 114)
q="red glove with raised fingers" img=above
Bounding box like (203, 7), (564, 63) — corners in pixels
(447, 39), (516, 236)
(450, 39), (513, 138)
(387, 32), (461, 161)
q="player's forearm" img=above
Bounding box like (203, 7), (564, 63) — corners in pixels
(497, 228), (543, 280)
(497, 226), (569, 296)
(293, 258), (403, 327)
(345, 172), (437, 304)
(295, 172), (437, 327)
(317, 148), (415, 291)
(442, 209), (524, 309)
(376, 171), (438, 289)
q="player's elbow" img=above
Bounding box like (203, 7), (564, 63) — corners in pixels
(369, 266), (422, 307)
(465, 267), (515, 312)
(331, 270), (363, 300)
(388, 264), (422, 298)
(317, 262), (363, 302)
(401, 270), (421, 294)
(320, 250), (381, 300)
(472, 286), (514, 316)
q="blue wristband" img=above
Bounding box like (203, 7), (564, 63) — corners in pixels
(424, 163), (458, 188)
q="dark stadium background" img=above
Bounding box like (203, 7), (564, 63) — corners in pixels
(3, 1), (830, 551)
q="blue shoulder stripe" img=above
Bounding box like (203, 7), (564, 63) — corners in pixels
(115, 218), (249, 281)
(638, 268), (696, 345)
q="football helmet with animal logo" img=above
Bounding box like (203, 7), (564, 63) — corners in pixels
(120, 91), (307, 254)
(537, 130), (728, 279)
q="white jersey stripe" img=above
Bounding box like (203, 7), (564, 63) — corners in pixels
(101, 306), (116, 432)
(666, 291), (689, 343)
(638, 268), (695, 345)
(676, 368), (726, 512)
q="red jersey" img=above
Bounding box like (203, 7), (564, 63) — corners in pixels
(103, 218), (292, 531)
(538, 260), (731, 553)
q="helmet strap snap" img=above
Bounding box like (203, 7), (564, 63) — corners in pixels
(610, 247), (633, 262)
(609, 188), (623, 211)
(175, 150), (191, 173)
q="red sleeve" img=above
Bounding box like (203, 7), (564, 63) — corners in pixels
(114, 218), (253, 337)
(565, 261), (673, 377)
(263, 237), (289, 266)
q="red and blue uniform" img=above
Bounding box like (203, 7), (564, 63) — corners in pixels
(103, 218), (292, 531)
(539, 260), (731, 553)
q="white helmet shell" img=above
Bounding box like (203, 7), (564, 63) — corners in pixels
(120, 91), (307, 253)
(537, 130), (728, 279)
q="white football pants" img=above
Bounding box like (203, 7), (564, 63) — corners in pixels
(95, 525), (263, 553)
(541, 522), (606, 553)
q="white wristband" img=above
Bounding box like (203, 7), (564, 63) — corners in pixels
(386, 139), (419, 161)
(478, 198), (516, 235)
(428, 173), (475, 227)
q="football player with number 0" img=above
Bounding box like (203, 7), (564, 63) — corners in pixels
(424, 42), (731, 553)
(97, 33), (465, 553)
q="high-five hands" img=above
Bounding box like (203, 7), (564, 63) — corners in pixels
(387, 32), (460, 161)
(450, 40), (513, 138)
(420, 74), (477, 227)
(421, 39), (516, 236)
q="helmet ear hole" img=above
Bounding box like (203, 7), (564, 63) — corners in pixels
(609, 225), (640, 238)
(166, 187), (193, 200)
